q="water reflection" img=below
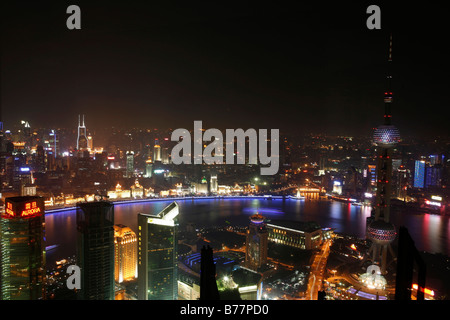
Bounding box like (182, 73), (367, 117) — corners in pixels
(44, 198), (450, 267)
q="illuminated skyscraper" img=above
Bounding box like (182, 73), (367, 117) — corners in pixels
(245, 214), (268, 271)
(114, 224), (138, 283)
(126, 151), (134, 178)
(76, 201), (115, 300)
(210, 174), (218, 193)
(0, 196), (46, 300)
(145, 157), (153, 178)
(77, 114), (88, 152)
(153, 139), (161, 162)
(396, 165), (408, 200)
(138, 202), (179, 300)
(413, 160), (425, 188)
(87, 135), (93, 151)
(425, 165), (442, 189)
(364, 34), (399, 275)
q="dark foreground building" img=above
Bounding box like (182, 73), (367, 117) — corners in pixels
(76, 201), (115, 300)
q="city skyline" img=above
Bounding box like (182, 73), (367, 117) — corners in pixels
(1, 2), (449, 137)
(1, 1), (449, 304)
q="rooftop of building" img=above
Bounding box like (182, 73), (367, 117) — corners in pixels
(266, 219), (322, 233)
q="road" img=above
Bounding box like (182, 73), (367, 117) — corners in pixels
(305, 239), (332, 300)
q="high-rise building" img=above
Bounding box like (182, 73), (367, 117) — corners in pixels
(210, 174), (218, 193)
(364, 34), (399, 275)
(413, 160), (425, 188)
(245, 214), (268, 271)
(396, 165), (408, 200)
(114, 224), (138, 283)
(368, 164), (377, 187)
(87, 135), (93, 151)
(77, 114), (88, 152)
(199, 245), (220, 300)
(161, 146), (170, 164)
(138, 202), (179, 300)
(145, 157), (153, 178)
(153, 139), (162, 162)
(76, 201), (115, 300)
(126, 151), (134, 178)
(0, 196), (46, 300)
(425, 165), (442, 188)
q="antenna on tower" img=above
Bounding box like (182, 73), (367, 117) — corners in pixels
(384, 33), (393, 124)
(388, 33), (393, 62)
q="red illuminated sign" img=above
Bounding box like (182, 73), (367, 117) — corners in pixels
(3, 199), (44, 219)
(5, 202), (14, 217)
(21, 201), (42, 217)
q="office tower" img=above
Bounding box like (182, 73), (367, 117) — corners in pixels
(76, 201), (115, 300)
(368, 164), (377, 187)
(397, 165), (408, 200)
(210, 174), (218, 193)
(0, 196), (46, 300)
(199, 245), (220, 300)
(49, 129), (58, 158)
(425, 165), (442, 188)
(364, 34), (399, 275)
(114, 224), (138, 283)
(138, 202), (179, 300)
(87, 135), (93, 151)
(126, 151), (134, 178)
(35, 145), (46, 173)
(145, 157), (153, 178)
(161, 146), (169, 164)
(0, 119), (3, 152)
(413, 160), (425, 188)
(77, 114), (88, 152)
(153, 139), (161, 162)
(245, 214), (268, 271)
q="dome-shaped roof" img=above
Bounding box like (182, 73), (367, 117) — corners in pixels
(250, 213), (265, 224)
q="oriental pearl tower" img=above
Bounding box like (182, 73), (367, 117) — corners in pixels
(364, 34), (400, 276)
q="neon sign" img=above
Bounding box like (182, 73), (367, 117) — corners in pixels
(5, 202), (14, 217)
(3, 199), (44, 219)
(21, 202), (42, 217)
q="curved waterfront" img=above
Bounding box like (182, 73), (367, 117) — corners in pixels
(44, 197), (450, 266)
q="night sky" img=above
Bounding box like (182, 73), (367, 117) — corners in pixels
(1, 1), (449, 137)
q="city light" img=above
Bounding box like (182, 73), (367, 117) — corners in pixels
(0, 2), (448, 303)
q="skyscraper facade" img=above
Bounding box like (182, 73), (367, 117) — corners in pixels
(76, 201), (115, 300)
(413, 160), (425, 188)
(126, 151), (134, 178)
(0, 196), (46, 300)
(77, 114), (88, 152)
(153, 139), (162, 162)
(114, 224), (138, 283)
(138, 202), (179, 300)
(245, 213), (268, 271)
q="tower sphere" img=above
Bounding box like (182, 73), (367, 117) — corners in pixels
(367, 220), (396, 245)
(373, 125), (401, 148)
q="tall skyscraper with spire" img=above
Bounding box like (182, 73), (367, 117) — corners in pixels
(77, 114), (88, 151)
(364, 34), (400, 275)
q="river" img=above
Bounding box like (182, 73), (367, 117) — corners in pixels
(44, 197), (450, 266)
